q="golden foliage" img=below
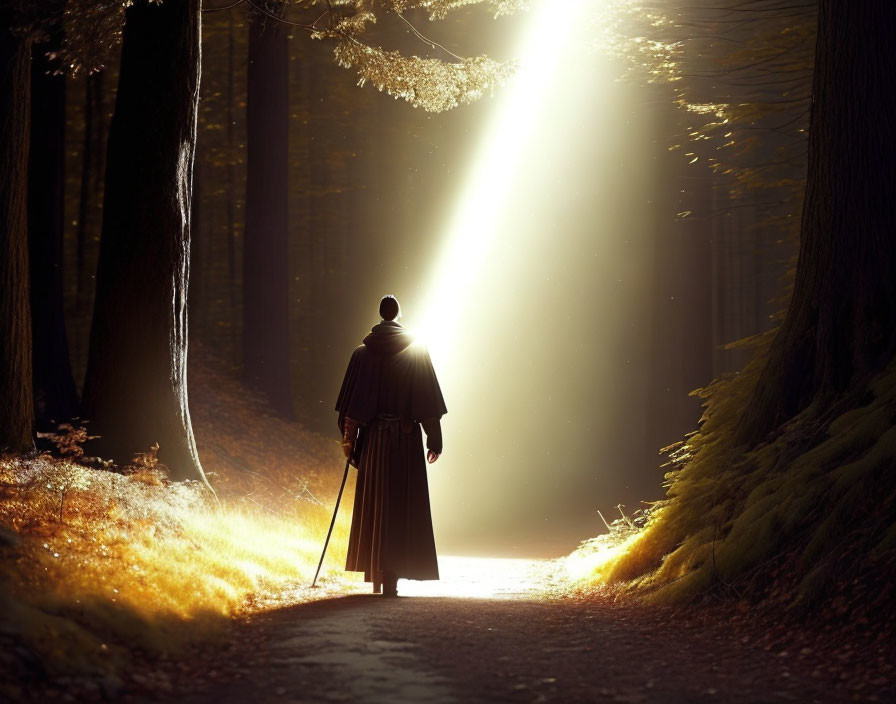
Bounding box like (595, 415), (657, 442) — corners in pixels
(36, 422), (98, 459)
(332, 40), (514, 111)
(44, 0), (522, 112)
(0, 354), (364, 676)
(0, 453), (347, 622)
(309, 0), (520, 111)
(393, 0), (527, 21)
(566, 506), (651, 586)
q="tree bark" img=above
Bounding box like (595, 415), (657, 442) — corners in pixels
(227, 11), (238, 351)
(76, 71), (107, 315)
(190, 159), (201, 315)
(244, 1), (292, 416)
(82, 0), (209, 485)
(737, 1), (896, 446)
(0, 13), (33, 452)
(29, 35), (79, 429)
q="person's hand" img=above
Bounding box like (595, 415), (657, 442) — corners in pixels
(427, 450), (439, 464)
(342, 419), (359, 460)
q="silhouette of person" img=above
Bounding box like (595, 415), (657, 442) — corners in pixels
(335, 295), (446, 596)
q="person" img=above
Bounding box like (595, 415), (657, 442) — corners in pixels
(335, 295), (446, 597)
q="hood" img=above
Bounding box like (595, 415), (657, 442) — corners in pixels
(363, 321), (415, 355)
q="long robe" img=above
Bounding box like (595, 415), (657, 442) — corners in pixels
(335, 321), (446, 582)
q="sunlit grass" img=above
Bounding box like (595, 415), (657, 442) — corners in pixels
(565, 530), (643, 585)
(0, 455), (361, 647)
(568, 338), (896, 610)
(0, 353), (368, 678)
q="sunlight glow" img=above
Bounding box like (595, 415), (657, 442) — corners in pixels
(407, 0), (655, 558)
(397, 555), (549, 598)
(0, 456), (361, 625)
(416, 0), (590, 361)
(565, 530), (640, 583)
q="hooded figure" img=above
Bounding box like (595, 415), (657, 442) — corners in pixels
(335, 295), (446, 596)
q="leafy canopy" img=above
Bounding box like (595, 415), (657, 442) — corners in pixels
(51, 0), (527, 113)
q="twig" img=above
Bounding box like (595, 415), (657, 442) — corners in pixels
(246, 0), (317, 30)
(394, 10), (464, 62)
(617, 504), (635, 530)
(203, 0), (247, 12)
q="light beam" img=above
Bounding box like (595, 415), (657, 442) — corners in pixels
(409, 0), (657, 557)
(416, 0), (591, 363)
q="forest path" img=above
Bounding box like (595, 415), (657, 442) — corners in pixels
(160, 558), (879, 704)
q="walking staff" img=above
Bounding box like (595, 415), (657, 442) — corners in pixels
(310, 427), (358, 588)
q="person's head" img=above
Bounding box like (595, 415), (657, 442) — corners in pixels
(379, 295), (401, 322)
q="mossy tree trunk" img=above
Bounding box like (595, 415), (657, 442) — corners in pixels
(0, 13), (33, 452)
(736, 1), (896, 446)
(29, 34), (79, 429)
(82, 0), (209, 485)
(244, 1), (292, 416)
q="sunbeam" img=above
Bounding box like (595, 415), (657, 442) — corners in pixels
(410, 0), (658, 556)
(416, 0), (592, 361)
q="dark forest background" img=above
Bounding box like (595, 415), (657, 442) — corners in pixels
(2, 0), (842, 561)
(63, 7), (529, 427)
(3, 2), (895, 667)
(56, 4), (790, 549)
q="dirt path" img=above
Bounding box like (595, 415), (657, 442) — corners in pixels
(145, 558), (889, 704)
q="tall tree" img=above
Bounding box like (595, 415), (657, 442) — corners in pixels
(0, 7), (33, 452)
(190, 160), (202, 315)
(81, 0), (210, 485)
(75, 71), (107, 316)
(29, 33), (79, 429)
(243, 1), (292, 416)
(226, 11), (239, 352)
(737, 1), (896, 446)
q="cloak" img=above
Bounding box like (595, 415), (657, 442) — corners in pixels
(335, 321), (446, 582)
(335, 322), (446, 432)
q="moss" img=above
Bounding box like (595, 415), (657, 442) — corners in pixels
(586, 344), (896, 609)
(648, 564), (712, 604)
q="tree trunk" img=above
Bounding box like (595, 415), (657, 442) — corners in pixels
(82, 0), (209, 485)
(0, 15), (33, 452)
(190, 160), (201, 315)
(227, 11), (238, 352)
(244, 1), (292, 416)
(737, 1), (896, 446)
(29, 36), (79, 429)
(76, 71), (107, 315)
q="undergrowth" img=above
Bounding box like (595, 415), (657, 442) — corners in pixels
(0, 350), (361, 693)
(568, 334), (896, 617)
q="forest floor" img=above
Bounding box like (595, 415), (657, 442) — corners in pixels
(86, 557), (892, 704)
(4, 351), (893, 703)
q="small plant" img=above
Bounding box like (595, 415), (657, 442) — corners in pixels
(36, 421), (98, 459)
(123, 443), (168, 485)
(41, 461), (93, 523)
(129, 442), (161, 470)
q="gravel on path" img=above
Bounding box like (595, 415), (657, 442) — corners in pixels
(146, 557), (892, 704)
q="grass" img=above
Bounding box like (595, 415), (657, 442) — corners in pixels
(568, 330), (896, 615)
(0, 350), (363, 692)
